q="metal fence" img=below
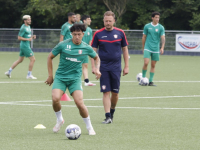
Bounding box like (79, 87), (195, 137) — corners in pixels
(1, 28), (200, 51)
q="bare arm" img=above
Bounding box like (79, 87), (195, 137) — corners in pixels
(122, 46), (129, 76)
(92, 54), (101, 80)
(18, 35), (36, 41)
(91, 47), (98, 74)
(45, 52), (56, 86)
(60, 35), (64, 42)
(160, 35), (165, 55)
(142, 34), (147, 53)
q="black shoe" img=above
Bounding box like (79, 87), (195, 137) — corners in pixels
(102, 117), (112, 124)
(148, 82), (156, 86)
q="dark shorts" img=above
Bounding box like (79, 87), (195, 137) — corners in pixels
(100, 71), (121, 93)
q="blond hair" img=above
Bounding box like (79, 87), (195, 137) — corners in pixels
(104, 11), (115, 18)
(22, 15), (31, 20)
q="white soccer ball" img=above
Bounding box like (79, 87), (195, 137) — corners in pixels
(140, 77), (149, 86)
(65, 124), (81, 140)
(136, 73), (142, 82)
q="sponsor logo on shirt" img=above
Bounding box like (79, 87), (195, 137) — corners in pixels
(113, 34), (118, 38)
(102, 85), (106, 90)
(155, 29), (158, 32)
(66, 57), (81, 62)
(65, 45), (71, 51)
(101, 36), (107, 38)
(28, 35), (31, 37)
(79, 50), (82, 54)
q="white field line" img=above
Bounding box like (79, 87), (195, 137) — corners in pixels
(1, 81), (200, 84)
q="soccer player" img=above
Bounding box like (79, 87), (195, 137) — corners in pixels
(75, 14), (83, 24)
(5, 15), (37, 79)
(45, 24), (101, 135)
(141, 12), (165, 86)
(91, 11), (129, 124)
(60, 12), (76, 42)
(81, 15), (96, 86)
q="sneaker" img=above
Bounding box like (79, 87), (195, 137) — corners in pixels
(5, 71), (11, 78)
(148, 82), (156, 86)
(84, 82), (96, 86)
(53, 120), (64, 133)
(102, 117), (112, 124)
(87, 128), (96, 135)
(26, 75), (37, 79)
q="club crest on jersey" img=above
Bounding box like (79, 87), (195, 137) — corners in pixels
(66, 45), (71, 49)
(79, 50), (82, 54)
(155, 29), (158, 32)
(102, 85), (106, 90)
(114, 34), (118, 38)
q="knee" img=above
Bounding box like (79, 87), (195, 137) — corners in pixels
(52, 94), (60, 104)
(151, 64), (156, 68)
(144, 62), (148, 67)
(75, 101), (85, 110)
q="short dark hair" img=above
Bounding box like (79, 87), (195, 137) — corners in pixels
(152, 12), (160, 17)
(70, 23), (86, 32)
(68, 12), (75, 17)
(81, 15), (90, 22)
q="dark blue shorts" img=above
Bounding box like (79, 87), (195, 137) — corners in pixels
(100, 71), (121, 93)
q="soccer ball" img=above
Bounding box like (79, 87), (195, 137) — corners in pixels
(65, 124), (81, 140)
(140, 77), (149, 86)
(136, 73), (142, 82)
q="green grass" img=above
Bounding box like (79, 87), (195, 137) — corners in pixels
(0, 52), (200, 150)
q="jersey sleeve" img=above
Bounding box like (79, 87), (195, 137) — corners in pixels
(51, 42), (64, 56)
(121, 31), (128, 47)
(143, 24), (148, 35)
(87, 46), (97, 58)
(60, 25), (68, 36)
(160, 25), (165, 36)
(18, 27), (25, 37)
(91, 31), (99, 48)
(89, 29), (93, 42)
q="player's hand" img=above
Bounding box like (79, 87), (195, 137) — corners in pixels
(45, 76), (54, 86)
(95, 70), (101, 80)
(123, 66), (129, 76)
(160, 48), (164, 55)
(28, 38), (32, 41)
(92, 66), (96, 74)
(32, 35), (36, 39)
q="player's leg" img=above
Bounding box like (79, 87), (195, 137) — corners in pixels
(52, 78), (66, 133)
(82, 57), (96, 86)
(142, 50), (151, 78)
(69, 79), (96, 135)
(5, 56), (24, 78)
(149, 53), (159, 86)
(27, 56), (37, 79)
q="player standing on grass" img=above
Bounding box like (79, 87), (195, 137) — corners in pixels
(81, 15), (96, 86)
(91, 11), (129, 124)
(5, 15), (37, 79)
(45, 24), (101, 135)
(141, 12), (165, 86)
(60, 12), (76, 42)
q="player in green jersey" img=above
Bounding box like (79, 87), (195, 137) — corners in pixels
(60, 12), (76, 42)
(5, 15), (37, 79)
(75, 14), (83, 24)
(45, 24), (101, 135)
(141, 12), (165, 86)
(81, 15), (96, 86)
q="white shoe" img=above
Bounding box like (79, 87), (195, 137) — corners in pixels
(87, 128), (96, 135)
(53, 120), (64, 133)
(26, 75), (37, 79)
(84, 82), (96, 86)
(5, 71), (11, 78)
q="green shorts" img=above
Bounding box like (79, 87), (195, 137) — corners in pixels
(19, 47), (34, 57)
(143, 50), (159, 61)
(52, 77), (83, 95)
(82, 56), (89, 64)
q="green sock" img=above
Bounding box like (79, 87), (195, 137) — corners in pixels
(149, 72), (154, 82)
(142, 70), (147, 78)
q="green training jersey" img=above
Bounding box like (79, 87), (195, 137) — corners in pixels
(75, 21), (83, 24)
(18, 24), (31, 49)
(52, 39), (97, 81)
(143, 22), (165, 53)
(82, 26), (93, 45)
(60, 22), (73, 40)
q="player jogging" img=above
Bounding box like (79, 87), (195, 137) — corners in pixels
(60, 12), (76, 42)
(81, 15), (96, 86)
(141, 12), (165, 86)
(92, 11), (129, 124)
(45, 24), (101, 135)
(5, 15), (37, 79)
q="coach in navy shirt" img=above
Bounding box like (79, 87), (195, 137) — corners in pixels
(92, 11), (129, 124)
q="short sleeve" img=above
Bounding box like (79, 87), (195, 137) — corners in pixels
(18, 27), (25, 37)
(143, 24), (148, 35)
(121, 30), (128, 47)
(87, 46), (97, 58)
(91, 31), (99, 48)
(60, 25), (68, 36)
(51, 42), (64, 56)
(160, 25), (165, 36)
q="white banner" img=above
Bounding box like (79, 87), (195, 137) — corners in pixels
(176, 34), (200, 52)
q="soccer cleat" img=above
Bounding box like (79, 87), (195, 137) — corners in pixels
(87, 128), (96, 135)
(84, 82), (96, 86)
(102, 117), (112, 124)
(26, 75), (37, 79)
(148, 82), (156, 86)
(5, 71), (11, 78)
(53, 120), (64, 133)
